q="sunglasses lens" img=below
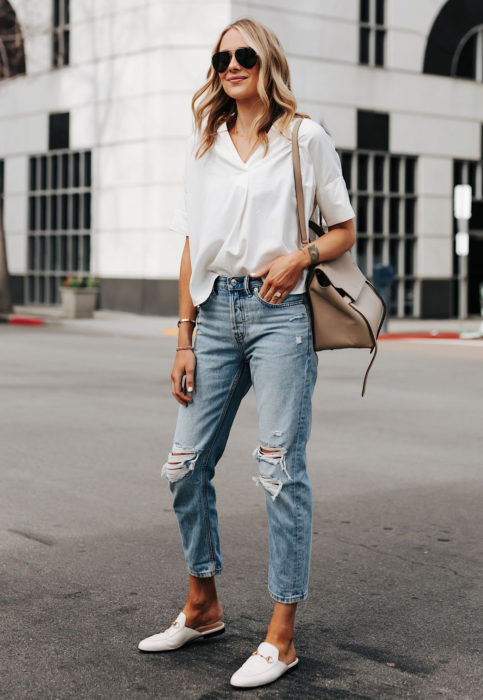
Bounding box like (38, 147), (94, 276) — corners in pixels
(235, 47), (258, 69)
(212, 51), (230, 72)
(211, 48), (258, 72)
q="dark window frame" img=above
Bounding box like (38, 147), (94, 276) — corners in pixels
(0, 0), (26, 80)
(451, 25), (483, 83)
(26, 148), (92, 305)
(52, 0), (70, 68)
(423, 1), (483, 79)
(359, 0), (386, 68)
(340, 147), (419, 318)
(49, 112), (70, 150)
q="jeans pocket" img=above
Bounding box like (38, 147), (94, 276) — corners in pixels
(254, 289), (306, 309)
(197, 285), (217, 310)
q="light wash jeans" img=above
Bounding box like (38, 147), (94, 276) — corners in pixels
(162, 275), (318, 603)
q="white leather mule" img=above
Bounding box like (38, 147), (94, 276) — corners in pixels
(230, 641), (299, 688)
(138, 611), (225, 652)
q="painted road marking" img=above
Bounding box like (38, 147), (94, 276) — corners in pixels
(402, 339), (483, 348)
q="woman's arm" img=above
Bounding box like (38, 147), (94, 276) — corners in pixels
(252, 218), (356, 303)
(300, 218), (356, 266)
(171, 236), (197, 406)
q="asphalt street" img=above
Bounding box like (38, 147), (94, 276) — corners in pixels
(1, 322), (482, 699)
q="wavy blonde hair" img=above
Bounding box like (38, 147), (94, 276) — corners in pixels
(192, 17), (310, 158)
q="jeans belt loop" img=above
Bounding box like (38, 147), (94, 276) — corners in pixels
(244, 276), (252, 297)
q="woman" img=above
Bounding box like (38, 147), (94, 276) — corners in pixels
(138, 17), (356, 689)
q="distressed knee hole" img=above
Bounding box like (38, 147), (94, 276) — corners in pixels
(253, 475), (283, 500)
(253, 445), (289, 473)
(251, 445), (291, 500)
(161, 445), (200, 482)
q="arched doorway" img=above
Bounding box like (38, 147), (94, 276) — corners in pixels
(0, 0), (26, 80)
(423, 0), (483, 78)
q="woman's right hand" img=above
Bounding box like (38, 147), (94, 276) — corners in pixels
(171, 349), (196, 407)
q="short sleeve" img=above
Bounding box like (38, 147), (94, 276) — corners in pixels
(169, 134), (193, 237)
(302, 120), (355, 227)
(170, 196), (188, 236)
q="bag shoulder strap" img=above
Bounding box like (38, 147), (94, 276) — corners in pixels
(291, 118), (309, 247)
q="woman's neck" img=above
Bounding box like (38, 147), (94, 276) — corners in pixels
(233, 98), (263, 136)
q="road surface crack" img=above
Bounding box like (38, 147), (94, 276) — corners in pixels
(333, 536), (468, 579)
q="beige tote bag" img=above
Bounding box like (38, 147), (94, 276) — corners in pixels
(292, 118), (386, 396)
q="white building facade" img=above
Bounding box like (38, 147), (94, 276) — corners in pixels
(0, 0), (482, 317)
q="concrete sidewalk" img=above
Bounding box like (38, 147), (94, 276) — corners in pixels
(4, 304), (483, 340)
(7, 305), (178, 339)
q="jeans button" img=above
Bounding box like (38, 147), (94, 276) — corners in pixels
(231, 278), (237, 286)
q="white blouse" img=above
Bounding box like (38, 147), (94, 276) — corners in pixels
(170, 117), (355, 307)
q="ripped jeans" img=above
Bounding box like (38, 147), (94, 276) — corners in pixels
(162, 276), (318, 603)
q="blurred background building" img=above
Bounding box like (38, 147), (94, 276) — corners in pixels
(0, 0), (482, 318)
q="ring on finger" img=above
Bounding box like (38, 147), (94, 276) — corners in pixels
(273, 291), (282, 298)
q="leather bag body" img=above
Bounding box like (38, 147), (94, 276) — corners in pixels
(291, 118), (387, 396)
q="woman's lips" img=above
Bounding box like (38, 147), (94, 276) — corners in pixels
(228, 77), (246, 83)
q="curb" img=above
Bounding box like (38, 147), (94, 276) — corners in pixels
(379, 332), (460, 340)
(0, 317), (476, 339)
(0, 316), (44, 326)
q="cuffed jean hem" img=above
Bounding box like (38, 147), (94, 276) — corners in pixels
(268, 588), (308, 604)
(187, 567), (222, 578)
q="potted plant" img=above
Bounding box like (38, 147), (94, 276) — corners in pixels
(60, 276), (100, 318)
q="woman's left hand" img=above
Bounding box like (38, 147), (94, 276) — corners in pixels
(250, 250), (307, 304)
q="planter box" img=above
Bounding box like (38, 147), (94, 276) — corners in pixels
(60, 287), (98, 318)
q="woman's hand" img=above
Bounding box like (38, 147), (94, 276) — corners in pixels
(251, 219), (356, 303)
(250, 250), (307, 303)
(171, 349), (196, 407)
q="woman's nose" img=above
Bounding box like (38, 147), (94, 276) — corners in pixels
(227, 53), (240, 71)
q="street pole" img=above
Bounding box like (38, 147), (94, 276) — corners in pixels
(454, 185), (472, 336)
(457, 218), (468, 325)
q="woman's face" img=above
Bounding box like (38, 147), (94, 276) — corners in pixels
(217, 28), (261, 102)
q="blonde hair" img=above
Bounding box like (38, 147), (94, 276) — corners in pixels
(192, 17), (310, 158)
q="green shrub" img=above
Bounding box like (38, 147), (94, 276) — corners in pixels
(62, 276), (100, 288)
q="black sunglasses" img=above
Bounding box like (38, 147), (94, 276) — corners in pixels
(211, 47), (258, 73)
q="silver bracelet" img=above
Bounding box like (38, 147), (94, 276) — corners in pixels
(177, 318), (196, 327)
(176, 345), (194, 351)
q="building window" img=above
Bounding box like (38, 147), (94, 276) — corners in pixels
(340, 150), (418, 317)
(357, 110), (389, 152)
(0, 159), (4, 217)
(359, 0), (385, 67)
(26, 149), (91, 304)
(424, 1), (483, 78)
(49, 112), (69, 150)
(52, 0), (70, 68)
(451, 25), (483, 82)
(0, 0), (26, 80)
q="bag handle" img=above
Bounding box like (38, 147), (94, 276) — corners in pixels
(291, 118), (309, 247)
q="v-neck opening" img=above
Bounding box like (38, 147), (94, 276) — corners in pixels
(217, 120), (287, 167)
(226, 128), (263, 166)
